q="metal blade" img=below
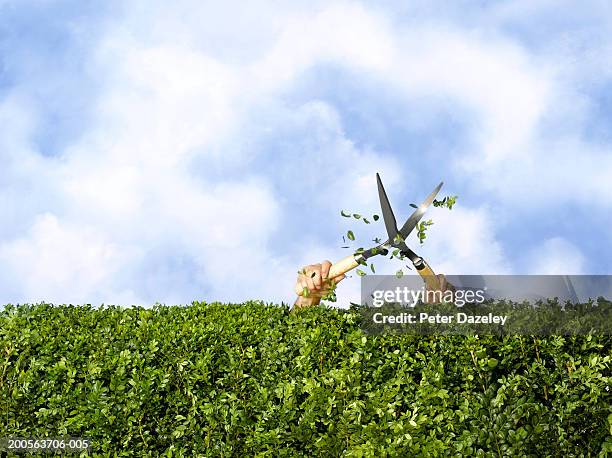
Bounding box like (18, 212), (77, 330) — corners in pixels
(397, 181), (443, 240)
(376, 173), (399, 242)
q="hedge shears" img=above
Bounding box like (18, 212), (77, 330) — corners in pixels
(328, 173), (443, 290)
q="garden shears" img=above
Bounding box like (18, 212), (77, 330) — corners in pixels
(328, 173), (443, 290)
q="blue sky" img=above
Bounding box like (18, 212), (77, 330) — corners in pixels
(0, 0), (610, 307)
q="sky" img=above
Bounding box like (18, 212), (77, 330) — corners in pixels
(0, 0), (611, 307)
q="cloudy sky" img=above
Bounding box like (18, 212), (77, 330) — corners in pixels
(0, 0), (610, 307)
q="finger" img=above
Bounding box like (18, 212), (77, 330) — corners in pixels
(438, 273), (455, 292)
(321, 260), (332, 280)
(305, 272), (316, 292)
(295, 279), (309, 296)
(320, 274), (345, 294)
(295, 266), (308, 295)
(297, 266), (308, 280)
(311, 264), (323, 288)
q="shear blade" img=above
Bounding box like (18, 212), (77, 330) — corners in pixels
(376, 173), (399, 241)
(376, 172), (443, 247)
(397, 181), (443, 240)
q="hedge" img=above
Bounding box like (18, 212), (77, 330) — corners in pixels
(1, 301), (610, 456)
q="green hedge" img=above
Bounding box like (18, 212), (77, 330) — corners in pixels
(1, 302), (610, 457)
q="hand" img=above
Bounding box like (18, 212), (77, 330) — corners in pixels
(294, 260), (346, 309)
(424, 274), (455, 304)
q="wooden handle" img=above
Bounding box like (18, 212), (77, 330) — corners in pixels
(295, 255), (360, 299)
(328, 254), (360, 278)
(416, 259), (441, 291)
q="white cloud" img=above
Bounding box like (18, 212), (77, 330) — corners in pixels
(0, 213), (142, 305)
(1, 1), (609, 306)
(418, 205), (512, 275)
(4, 67), (397, 306)
(251, 3), (394, 88)
(391, 25), (554, 164)
(524, 236), (586, 275)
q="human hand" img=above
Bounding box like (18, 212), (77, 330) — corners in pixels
(294, 260), (346, 309)
(424, 274), (456, 304)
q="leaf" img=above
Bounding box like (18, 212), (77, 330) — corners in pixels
(372, 237), (381, 244)
(370, 263), (376, 273)
(356, 269), (366, 277)
(4, 295), (609, 453)
(347, 230), (355, 241)
(395, 269), (404, 278)
(372, 214), (379, 221)
(409, 203), (418, 209)
(341, 246), (350, 249)
(446, 195), (458, 210)
(433, 195), (458, 210)
(341, 210), (351, 217)
(433, 197), (445, 207)
(321, 279), (338, 302)
(353, 213), (362, 219)
(416, 219), (434, 245)
(363, 218), (370, 224)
